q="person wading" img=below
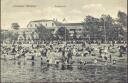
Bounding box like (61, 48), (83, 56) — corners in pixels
(67, 49), (73, 64)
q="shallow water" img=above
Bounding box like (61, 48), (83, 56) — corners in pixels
(1, 57), (127, 83)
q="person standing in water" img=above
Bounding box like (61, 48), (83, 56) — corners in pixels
(67, 49), (73, 64)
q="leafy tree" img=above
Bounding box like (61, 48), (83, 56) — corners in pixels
(1, 30), (17, 42)
(112, 11), (127, 41)
(56, 27), (70, 40)
(11, 23), (20, 30)
(117, 11), (127, 41)
(36, 24), (53, 40)
(100, 14), (115, 42)
(117, 11), (127, 27)
(84, 16), (100, 40)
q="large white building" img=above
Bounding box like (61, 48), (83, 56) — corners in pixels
(27, 19), (84, 38)
(27, 19), (63, 34)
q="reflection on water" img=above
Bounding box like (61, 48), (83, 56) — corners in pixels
(1, 58), (127, 83)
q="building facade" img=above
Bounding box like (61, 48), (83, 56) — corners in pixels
(27, 19), (84, 38)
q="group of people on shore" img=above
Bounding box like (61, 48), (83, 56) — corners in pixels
(1, 40), (127, 67)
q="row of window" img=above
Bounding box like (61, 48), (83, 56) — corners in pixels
(45, 23), (55, 27)
(29, 23), (55, 27)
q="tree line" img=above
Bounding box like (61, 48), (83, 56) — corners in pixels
(82, 11), (127, 43)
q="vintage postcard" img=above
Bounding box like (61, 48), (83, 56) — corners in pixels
(1, 0), (127, 82)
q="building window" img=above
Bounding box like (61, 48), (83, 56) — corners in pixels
(35, 24), (37, 27)
(52, 23), (54, 27)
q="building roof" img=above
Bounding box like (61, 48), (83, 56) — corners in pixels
(30, 19), (63, 26)
(31, 19), (53, 22)
(52, 20), (63, 26)
(30, 19), (84, 27)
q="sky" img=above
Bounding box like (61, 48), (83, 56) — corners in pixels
(1, 0), (127, 29)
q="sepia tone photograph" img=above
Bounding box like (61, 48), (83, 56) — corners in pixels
(1, 0), (127, 82)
